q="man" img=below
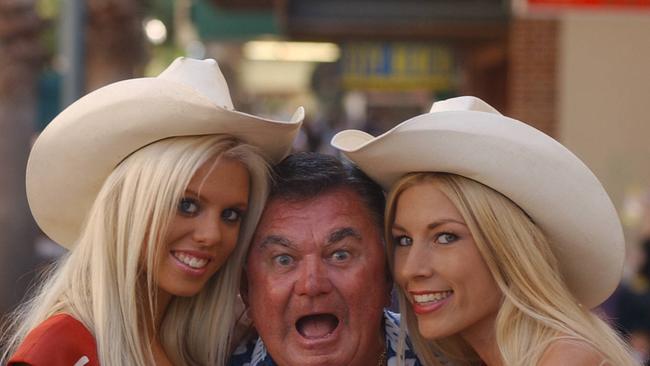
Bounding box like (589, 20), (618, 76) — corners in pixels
(230, 152), (422, 366)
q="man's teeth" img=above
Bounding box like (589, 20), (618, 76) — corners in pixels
(174, 252), (208, 269)
(413, 291), (453, 304)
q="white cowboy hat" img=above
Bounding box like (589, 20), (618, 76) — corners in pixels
(331, 96), (624, 308)
(27, 57), (304, 249)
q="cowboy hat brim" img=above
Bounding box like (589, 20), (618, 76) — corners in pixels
(27, 60), (303, 248)
(331, 99), (624, 308)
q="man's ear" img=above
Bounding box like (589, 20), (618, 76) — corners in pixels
(240, 269), (249, 307)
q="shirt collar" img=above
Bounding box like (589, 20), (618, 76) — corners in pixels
(242, 309), (421, 366)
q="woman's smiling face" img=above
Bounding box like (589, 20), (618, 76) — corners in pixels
(391, 182), (502, 341)
(156, 157), (250, 300)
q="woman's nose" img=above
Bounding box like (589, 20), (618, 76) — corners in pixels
(397, 241), (435, 281)
(192, 213), (222, 246)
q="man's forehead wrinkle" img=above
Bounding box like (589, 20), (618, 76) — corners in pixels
(328, 227), (361, 245)
(261, 208), (312, 222)
(267, 195), (321, 212)
(254, 190), (375, 252)
(269, 188), (356, 210)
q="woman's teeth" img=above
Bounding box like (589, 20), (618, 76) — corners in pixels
(413, 291), (453, 304)
(173, 252), (209, 269)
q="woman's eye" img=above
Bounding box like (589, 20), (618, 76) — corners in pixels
(393, 235), (413, 247)
(178, 198), (199, 215)
(331, 250), (350, 262)
(221, 208), (242, 223)
(436, 233), (458, 245)
(273, 254), (294, 267)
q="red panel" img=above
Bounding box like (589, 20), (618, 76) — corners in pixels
(528, 0), (650, 7)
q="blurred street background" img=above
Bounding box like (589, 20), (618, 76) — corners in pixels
(1, 0), (650, 361)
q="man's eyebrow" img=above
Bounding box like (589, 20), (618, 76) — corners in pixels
(327, 227), (361, 245)
(258, 235), (293, 249)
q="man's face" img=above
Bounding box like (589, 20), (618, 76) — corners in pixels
(245, 188), (390, 366)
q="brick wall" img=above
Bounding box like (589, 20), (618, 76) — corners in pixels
(507, 17), (559, 137)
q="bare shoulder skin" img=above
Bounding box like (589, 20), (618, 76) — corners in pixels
(539, 339), (608, 366)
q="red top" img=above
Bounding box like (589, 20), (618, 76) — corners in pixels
(8, 314), (99, 366)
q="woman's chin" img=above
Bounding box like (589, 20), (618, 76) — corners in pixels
(416, 319), (456, 340)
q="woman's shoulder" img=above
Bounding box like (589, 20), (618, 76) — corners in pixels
(538, 338), (608, 366)
(8, 313), (99, 366)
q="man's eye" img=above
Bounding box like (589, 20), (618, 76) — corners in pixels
(436, 233), (458, 245)
(221, 208), (242, 223)
(331, 250), (350, 262)
(393, 235), (412, 247)
(273, 254), (294, 267)
(178, 198), (199, 215)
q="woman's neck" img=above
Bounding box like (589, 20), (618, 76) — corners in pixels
(136, 276), (174, 364)
(460, 314), (502, 366)
(153, 289), (172, 330)
(146, 288), (173, 365)
(139, 284), (172, 341)
(152, 337), (174, 366)
(139, 279), (173, 332)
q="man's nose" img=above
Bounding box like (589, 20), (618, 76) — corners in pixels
(295, 255), (333, 297)
(192, 214), (222, 246)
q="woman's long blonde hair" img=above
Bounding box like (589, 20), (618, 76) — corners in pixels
(1, 135), (270, 366)
(385, 172), (637, 366)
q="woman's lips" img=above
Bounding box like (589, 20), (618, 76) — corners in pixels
(170, 250), (213, 276)
(410, 290), (453, 315)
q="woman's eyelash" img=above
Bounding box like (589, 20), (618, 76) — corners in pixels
(436, 232), (458, 244)
(393, 235), (413, 246)
(221, 208), (243, 222)
(178, 198), (199, 215)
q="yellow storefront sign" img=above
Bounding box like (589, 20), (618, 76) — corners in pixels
(342, 42), (454, 91)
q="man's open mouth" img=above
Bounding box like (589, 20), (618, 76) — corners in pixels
(295, 313), (340, 339)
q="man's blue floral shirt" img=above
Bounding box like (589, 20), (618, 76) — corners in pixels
(229, 310), (423, 366)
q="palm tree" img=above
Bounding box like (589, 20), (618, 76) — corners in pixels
(0, 0), (46, 315)
(0, 0), (148, 317)
(85, 0), (148, 90)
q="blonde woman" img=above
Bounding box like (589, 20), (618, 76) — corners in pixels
(0, 58), (303, 366)
(332, 96), (638, 365)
